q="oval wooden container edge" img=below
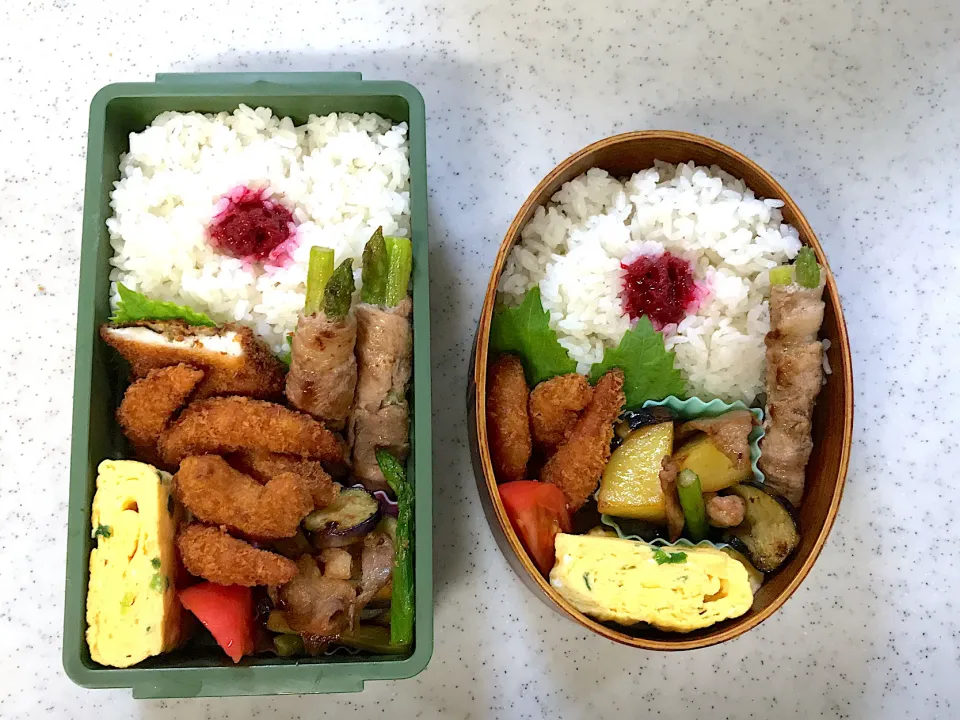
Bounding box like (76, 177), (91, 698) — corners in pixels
(468, 131), (854, 651)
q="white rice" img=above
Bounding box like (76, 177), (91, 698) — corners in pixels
(107, 105), (411, 353)
(498, 162), (803, 403)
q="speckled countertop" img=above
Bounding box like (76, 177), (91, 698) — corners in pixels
(2, 0), (959, 717)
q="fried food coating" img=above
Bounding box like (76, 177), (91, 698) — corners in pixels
(486, 355), (532, 483)
(158, 397), (347, 469)
(173, 455), (312, 539)
(229, 450), (339, 509)
(176, 523), (297, 587)
(116, 364), (205, 464)
(541, 369), (625, 510)
(529, 373), (594, 453)
(100, 321), (285, 400)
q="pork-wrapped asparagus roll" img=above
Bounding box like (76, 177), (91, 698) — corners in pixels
(758, 248), (826, 507)
(285, 248), (357, 431)
(349, 231), (413, 491)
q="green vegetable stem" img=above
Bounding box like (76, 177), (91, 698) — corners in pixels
(385, 236), (413, 308)
(304, 247), (335, 315)
(769, 265), (793, 286)
(265, 610), (294, 634)
(273, 634), (305, 657)
(339, 624), (407, 654)
(361, 228), (389, 305)
(676, 469), (709, 543)
(376, 449), (414, 649)
(794, 247), (821, 288)
(323, 259), (355, 322)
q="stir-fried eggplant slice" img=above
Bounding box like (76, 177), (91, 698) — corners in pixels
(722, 484), (799, 572)
(303, 487), (381, 547)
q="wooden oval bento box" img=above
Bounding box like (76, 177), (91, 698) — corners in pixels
(468, 131), (853, 651)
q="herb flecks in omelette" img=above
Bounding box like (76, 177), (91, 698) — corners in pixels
(652, 548), (687, 565)
(149, 573), (168, 593)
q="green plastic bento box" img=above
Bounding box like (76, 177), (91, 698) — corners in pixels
(64, 72), (432, 697)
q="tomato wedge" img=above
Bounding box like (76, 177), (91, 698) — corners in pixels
(499, 481), (572, 576)
(179, 582), (254, 663)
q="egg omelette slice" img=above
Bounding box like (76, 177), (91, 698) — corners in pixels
(550, 534), (754, 633)
(86, 460), (183, 667)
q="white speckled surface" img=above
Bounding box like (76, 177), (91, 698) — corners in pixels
(2, 0), (959, 716)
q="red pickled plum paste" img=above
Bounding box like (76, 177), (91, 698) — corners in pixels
(621, 252), (701, 329)
(208, 186), (297, 264)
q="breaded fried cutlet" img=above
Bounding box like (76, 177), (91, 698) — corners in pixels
(176, 523), (297, 587)
(528, 373), (594, 453)
(116, 364), (204, 465)
(100, 320), (285, 399)
(486, 354), (532, 483)
(228, 450), (339, 509)
(173, 456), (313, 539)
(541, 369), (625, 510)
(158, 396), (348, 469)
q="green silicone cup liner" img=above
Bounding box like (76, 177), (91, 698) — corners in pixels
(596, 523), (731, 549)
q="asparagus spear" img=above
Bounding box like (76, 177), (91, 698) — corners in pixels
(273, 634), (304, 657)
(769, 265), (793, 286)
(361, 228), (389, 305)
(676, 469), (709, 543)
(339, 624), (406, 654)
(304, 247), (335, 315)
(376, 449), (414, 649)
(384, 236), (413, 308)
(323, 258), (355, 321)
(794, 246), (820, 288)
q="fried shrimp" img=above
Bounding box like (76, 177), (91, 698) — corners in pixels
(176, 524), (297, 587)
(116, 364), (204, 464)
(528, 373), (594, 453)
(486, 355), (532, 483)
(228, 450), (340, 509)
(158, 396), (347, 469)
(541, 369), (625, 510)
(173, 455), (313, 539)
